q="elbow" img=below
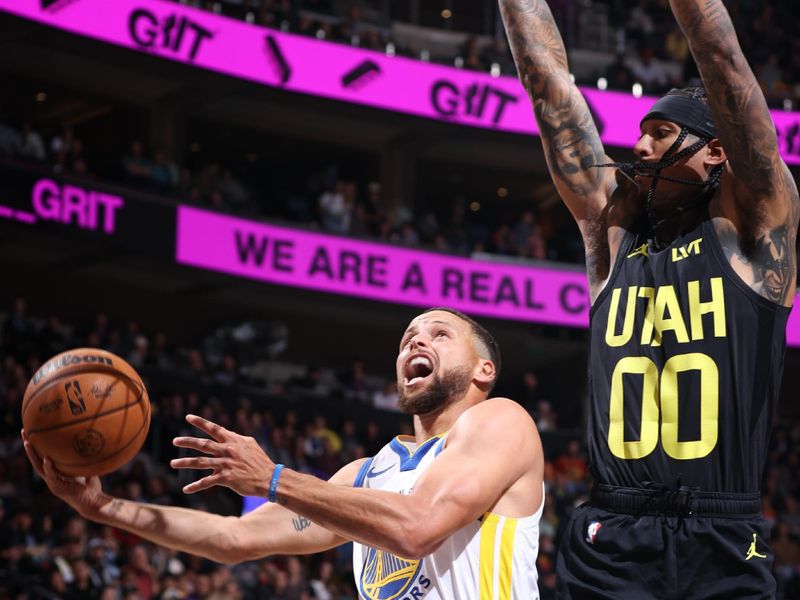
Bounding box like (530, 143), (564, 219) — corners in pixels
(394, 518), (440, 561)
(214, 517), (258, 565)
(702, 46), (746, 73)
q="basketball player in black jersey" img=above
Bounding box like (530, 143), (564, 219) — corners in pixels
(499, 0), (798, 597)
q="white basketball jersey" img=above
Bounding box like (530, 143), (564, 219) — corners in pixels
(352, 434), (542, 600)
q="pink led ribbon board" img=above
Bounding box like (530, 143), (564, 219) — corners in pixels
(3, 0), (800, 165)
(175, 206), (800, 346)
(176, 206), (591, 328)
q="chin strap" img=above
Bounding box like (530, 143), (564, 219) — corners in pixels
(593, 127), (724, 248)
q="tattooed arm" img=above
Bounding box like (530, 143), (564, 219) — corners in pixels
(23, 432), (359, 564)
(499, 0), (618, 284)
(669, 0), (799, 305)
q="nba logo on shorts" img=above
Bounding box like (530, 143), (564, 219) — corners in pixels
(586, 521), (602, 544)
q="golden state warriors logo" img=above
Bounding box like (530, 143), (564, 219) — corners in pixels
(359, 547), (421, 600)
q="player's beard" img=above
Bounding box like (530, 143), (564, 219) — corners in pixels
(397, 364), (473, 415)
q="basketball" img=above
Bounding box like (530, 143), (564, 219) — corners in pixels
(22, 348), (151, 477)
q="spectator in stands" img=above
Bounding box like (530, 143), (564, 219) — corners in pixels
(626, 0), (656, 51)
(372, 380), (400, 412)
(213, 354), (242, 386)
(0, 115), (21, 156)
(341, 358), (370, 402)
(513, 211), (535, 254)
(2, 298), (34, 361)
(631, 46), (670, 95)
(481, 37), (514, 74)
(18, 123), (46, 162)
(318, 180), (353, 234)
(149, 149), (179, 192)
(122, 141), (152, 186)
(536, 400), (557, 432)
(554, 440), (590, 496)
(772, 521), (800, 594)
(663, 23), (689, 65)
(309, 560), (335, 600)
(525, 225), (550, 260)
(218, 168), (251, 211)
(337, 3), (367, 44)
(490, 223), (514, 255)
(461, 36), (485, 71)
(517, 369), (540, 411)
(603, 52), (636, 91)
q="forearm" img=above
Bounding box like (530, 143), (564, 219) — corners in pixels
(669, 0), (778, 189)
(276, 469), (427, 559)
(498, 0), (610, 220)
(499, 0), (568, 77)
(87, 494), (240, 564)
(669, 0), (740, 61)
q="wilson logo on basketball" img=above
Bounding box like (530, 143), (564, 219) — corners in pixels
(65, 381), (86, 415)
(32, 353), (113, 385)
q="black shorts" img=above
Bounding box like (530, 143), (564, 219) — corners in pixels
(555, 489), (776, 599)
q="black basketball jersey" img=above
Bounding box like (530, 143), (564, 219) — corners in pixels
(587, 214), (790, 493)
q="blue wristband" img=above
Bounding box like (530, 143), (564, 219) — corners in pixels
(269, 464), (284, 503)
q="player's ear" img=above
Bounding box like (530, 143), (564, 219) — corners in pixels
(705, 138), (726, 166)
(474, 359), (496, 387)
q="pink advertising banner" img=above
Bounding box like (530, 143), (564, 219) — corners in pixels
(3, 0), (800, 164)
(176, 206), (591, 328)
(175, 206), (800, 346)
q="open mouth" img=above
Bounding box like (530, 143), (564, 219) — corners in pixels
(404, 354), (434, 386)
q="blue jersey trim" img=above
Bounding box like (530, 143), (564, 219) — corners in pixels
(353, 456), (374, 488)
(389, 435), (442, 471)
(434, 437), (446, 456)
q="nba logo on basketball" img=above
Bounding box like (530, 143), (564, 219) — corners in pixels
(586, 521), (602, 544)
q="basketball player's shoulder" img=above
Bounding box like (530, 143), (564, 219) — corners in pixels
(454, 397), (537, 439)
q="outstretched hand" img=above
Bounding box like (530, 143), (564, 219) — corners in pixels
(21, 430), (105, 518)
(171, 414), (275, 497)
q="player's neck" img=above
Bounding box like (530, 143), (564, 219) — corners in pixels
(412, 391), (483, 443)
(647, 190), (709, 247)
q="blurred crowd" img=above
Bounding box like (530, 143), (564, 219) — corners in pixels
(0, 118), (585, 265)
(2, 297), (800, 599)
(174, 0), (800, 106)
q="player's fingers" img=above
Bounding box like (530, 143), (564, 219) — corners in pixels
(41, 456), (63, 481)
(22, 440), (45, 476)
(170, 456), (220, 470)
(185, 414), (231, 442)
(182, 474), (223, 494)
(172, 436), (224, 455)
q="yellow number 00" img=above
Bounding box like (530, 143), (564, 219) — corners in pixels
(608, 352), (718, 460)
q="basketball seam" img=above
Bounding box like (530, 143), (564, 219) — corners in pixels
(22, 363), (143, 420)
(26, 392), (146, 434)
(55, 401), (152, 468)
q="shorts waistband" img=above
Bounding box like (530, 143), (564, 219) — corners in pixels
(591, 484), (761, 517)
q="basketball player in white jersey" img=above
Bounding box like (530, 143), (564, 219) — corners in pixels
(23, 307), (544, 599)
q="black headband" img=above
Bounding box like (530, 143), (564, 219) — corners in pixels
(641, 94), (716, 139)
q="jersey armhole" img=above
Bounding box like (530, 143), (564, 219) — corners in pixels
(353, 457), (374, 488)
(702, 217), (793, 313)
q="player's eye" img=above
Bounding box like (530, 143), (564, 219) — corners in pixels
(436, 330), (448, 338)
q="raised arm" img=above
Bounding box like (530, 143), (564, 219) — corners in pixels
(498, 1), (616, 227)
(22, 432), (356, 565)
(669, 0), (798, 303)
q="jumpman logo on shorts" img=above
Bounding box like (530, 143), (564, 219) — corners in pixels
(745, 533), (767, 560)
